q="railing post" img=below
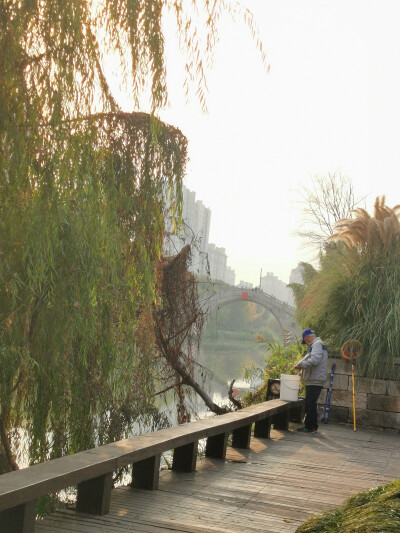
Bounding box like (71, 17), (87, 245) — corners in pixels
(172, 441), (198, 472)
(205, 432), (229, 459)
(232, 424), (252, 448)
(272, 410), (290, 430)
(131, 454), (161, 490)
(0, 500), (36, 533)
(254, 417), (271, 439)
(76, 472), (113, 515)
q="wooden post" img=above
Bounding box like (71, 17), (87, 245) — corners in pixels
(205, 432), (229, 459)
(289, 405), (304, 423)
(254, 417), (271, 439)
(172, 441), (198, 472)
(76, 472), (113, 515)
(272, 410), (290, 430)
(131, 454), (161, 490)
(232, 424), (252, 449)
(0, 500), (36, 533)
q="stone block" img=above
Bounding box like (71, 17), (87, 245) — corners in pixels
(370, 366), (399, 380)
(328, 390), (367, 410)
(387, 380), (400, 397)
(352, 408), (368, 426)
(356, 409), (400, 430)
(367, 395), (400, 413)
(322, 373), (348, 391)
(327, 358), (352, 375)
(349, 377), (387, 395)
(317, 403), (348, 423)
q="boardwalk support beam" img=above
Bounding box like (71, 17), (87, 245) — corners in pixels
(0, 399), (303, 532)
(232, 424), (252, 449)
(132, 454), (161, 490)
(172, 441), (198, 472)
(272, 410), (290, 430)
(206, 432), (229, 458)
(254, 417), (271, 439)
(0, 500), (36, 533)
(76, 472), (112, 515)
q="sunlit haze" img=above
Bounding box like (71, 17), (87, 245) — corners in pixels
(111, 0), (400, 285)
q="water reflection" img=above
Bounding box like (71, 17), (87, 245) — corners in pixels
(194, 336), (266, 417)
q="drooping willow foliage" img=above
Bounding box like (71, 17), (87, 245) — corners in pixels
(293, 197), (400, 376)
(0, 0), (266, 471)
(0, 111), (188, 468)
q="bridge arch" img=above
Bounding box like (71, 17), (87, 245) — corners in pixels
(206, 287), (300, 339)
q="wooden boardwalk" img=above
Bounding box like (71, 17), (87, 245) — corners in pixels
(35, 422), (400, 533)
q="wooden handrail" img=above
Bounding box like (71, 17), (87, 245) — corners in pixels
(0, 398), (303, 532)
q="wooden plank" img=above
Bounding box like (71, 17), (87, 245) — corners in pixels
(32, 423), (400, 532)
(0, 399), (302, 512)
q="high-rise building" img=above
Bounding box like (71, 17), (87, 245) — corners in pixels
(260, 272), (295, 306)
(164, 186), (210, 275)
(289, 263), (305, 285)
(164, 185), (235, 283)
(207, 243), (227, 282)
(238, 280), (254, 289)
(225, 266), (236, 286)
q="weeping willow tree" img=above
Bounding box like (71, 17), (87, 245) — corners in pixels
(293, 196), (400, 375)
(0, 0), (266, 472)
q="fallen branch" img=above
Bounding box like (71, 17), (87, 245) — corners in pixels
(228, 379), (243, 410)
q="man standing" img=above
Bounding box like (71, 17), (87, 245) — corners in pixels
(294, 329), (328, 433)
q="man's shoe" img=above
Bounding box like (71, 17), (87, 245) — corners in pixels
(296, 427), (317, 433)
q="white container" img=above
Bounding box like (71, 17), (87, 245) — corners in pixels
(279, 374), (300, 401)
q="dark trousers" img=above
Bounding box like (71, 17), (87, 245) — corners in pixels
(304, 385), (322, 430)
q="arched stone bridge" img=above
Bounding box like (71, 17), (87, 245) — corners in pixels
(206, 287), (301, 339)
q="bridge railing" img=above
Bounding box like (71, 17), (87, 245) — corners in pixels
(0, 398), (303, 533)
(205, 287), (296, 311)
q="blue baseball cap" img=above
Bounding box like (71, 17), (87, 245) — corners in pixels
(301, 329), (315, 344)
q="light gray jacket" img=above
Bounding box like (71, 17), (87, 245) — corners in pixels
(297, 337), (328, 386)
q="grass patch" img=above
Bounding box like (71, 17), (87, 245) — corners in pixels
(296, 480), (400, 532)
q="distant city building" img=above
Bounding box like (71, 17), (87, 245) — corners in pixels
(207, 243), (227, 282)
(164, 185), (235, 284)
(238, 280), (254, 289)
(289, 263), (305, 285)
(260, 272), (295, 306)
(165, 186), (302, 298)
(225, 266), (236, 286)
(164, 186), (210, 275)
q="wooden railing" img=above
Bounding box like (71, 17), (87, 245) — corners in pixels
(0, 398), (303, 533)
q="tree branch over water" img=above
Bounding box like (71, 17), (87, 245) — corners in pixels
(154, 245), (230, 418)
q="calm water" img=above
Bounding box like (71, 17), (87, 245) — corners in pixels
(174, 337), (267, 419)
(15, 336), (267, 473)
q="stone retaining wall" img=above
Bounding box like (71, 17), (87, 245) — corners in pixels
(318, 355), (400, 431)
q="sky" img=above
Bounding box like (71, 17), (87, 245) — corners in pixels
(113, 1), (400, 286)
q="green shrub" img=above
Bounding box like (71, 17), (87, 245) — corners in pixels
(242, 337), (306, 406)
(296, 480), (400, 532)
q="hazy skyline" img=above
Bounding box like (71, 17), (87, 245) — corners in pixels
(111, 1), (400, 285)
